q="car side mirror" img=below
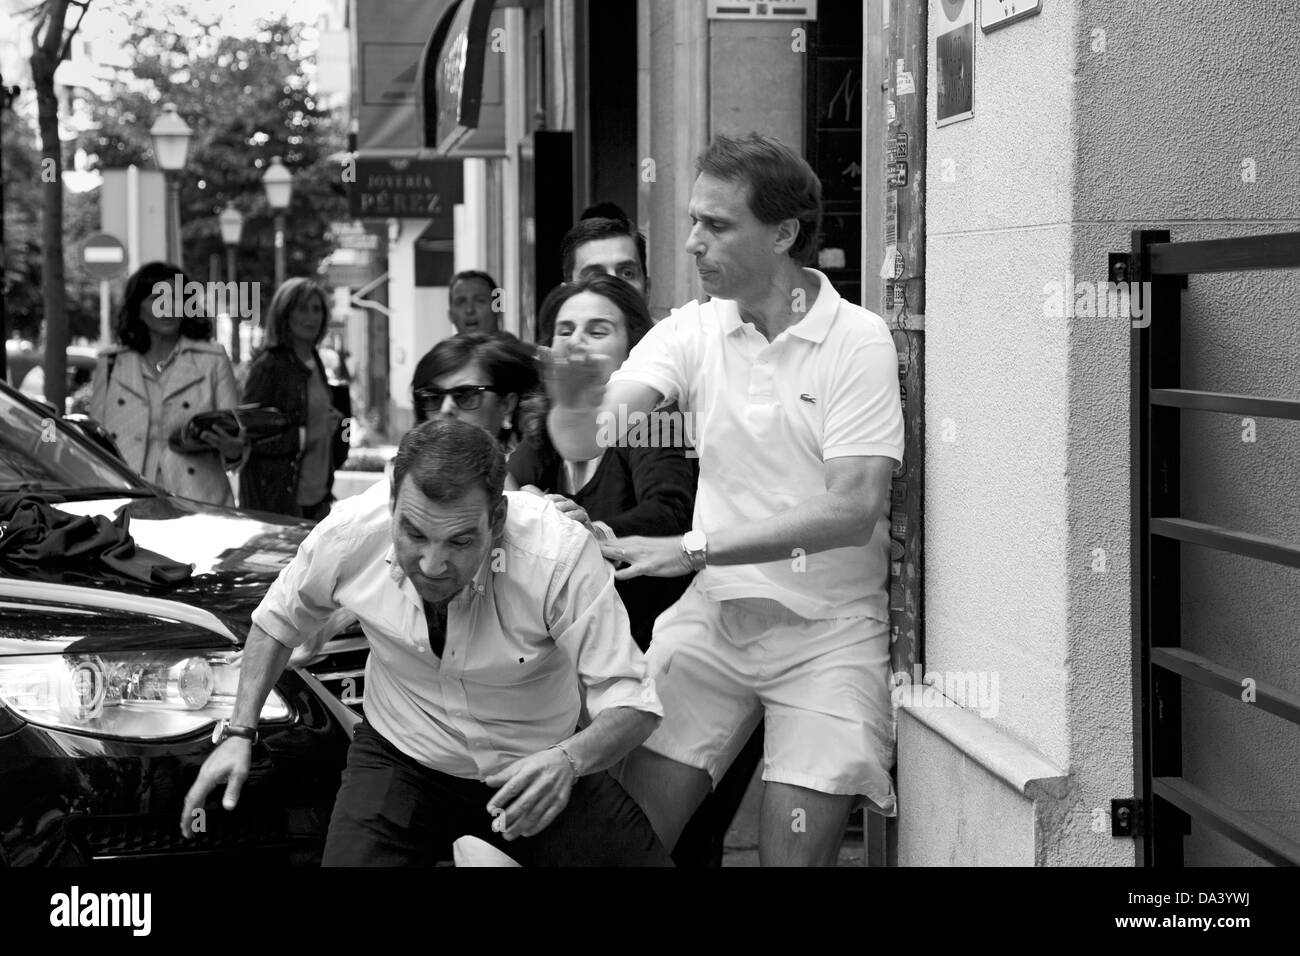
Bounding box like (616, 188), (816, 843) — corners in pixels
(63, 413), (127, 464)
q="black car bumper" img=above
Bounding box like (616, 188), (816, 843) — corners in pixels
(0, 670), (348, 867)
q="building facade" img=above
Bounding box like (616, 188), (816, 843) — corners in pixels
(343, 0), (1299, 866)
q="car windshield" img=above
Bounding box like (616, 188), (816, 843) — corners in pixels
(0, 389), (147, 494)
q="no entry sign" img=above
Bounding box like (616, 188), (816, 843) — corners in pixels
(82, 233), (128, 280)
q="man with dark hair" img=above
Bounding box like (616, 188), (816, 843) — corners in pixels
(448, 269), (501, 334)
(560, 216), (650, 299)
(545, 131), (903, 866)
(181, 418), (670, 866)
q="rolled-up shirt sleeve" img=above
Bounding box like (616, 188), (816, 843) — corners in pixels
(251, 520), (346, 651)
(545, 533), (663, 721)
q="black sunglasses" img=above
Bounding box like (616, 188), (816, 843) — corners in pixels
(414, 384), (500, 411)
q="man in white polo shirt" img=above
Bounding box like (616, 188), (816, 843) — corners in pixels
(545, 132), (904, 866)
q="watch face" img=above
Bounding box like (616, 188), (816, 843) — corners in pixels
(212, 720), (226, 744)
(683, 531), (705, 552)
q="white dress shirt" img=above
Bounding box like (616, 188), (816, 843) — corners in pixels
(252, 480), (661, 778)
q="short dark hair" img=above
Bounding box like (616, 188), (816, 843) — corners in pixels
(560, 217), (648, 287)
(695, 132), (822, 265)
(449, 270), (498, 297)
(580, 201), (631, 222)
(116, 261), (214, 353)
(391, 418), (506, 508)
(410, 332), (540, 440)
(260, 278), (331, 352)
(536, 275), (653, 353)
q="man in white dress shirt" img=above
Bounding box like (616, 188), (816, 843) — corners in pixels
(181, 418), (670, 866)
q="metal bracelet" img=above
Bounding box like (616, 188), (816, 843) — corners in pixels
(550, 742), (580, 781)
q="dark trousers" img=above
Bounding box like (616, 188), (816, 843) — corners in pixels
(322, 722), (672, 867)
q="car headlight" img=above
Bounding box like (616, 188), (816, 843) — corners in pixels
(0, 651), (291, 740)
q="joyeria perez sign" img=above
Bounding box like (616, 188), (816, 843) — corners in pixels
(348, 157), (463, 220)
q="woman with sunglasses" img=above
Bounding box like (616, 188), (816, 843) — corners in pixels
(510, 275), (696, 651)
(410, 332), (539, 451)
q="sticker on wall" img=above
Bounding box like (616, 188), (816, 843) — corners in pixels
(896, 58), (916, 95)
(936, 0), (974, 126)
(880, 244), (899, 280)
(889, 130), (909, 161)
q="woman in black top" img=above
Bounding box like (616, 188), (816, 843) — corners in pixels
(510, 275), (697, 650)
(241, 278), (349, 520)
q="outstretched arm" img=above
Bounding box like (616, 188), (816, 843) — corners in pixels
(603, 456), (895, 578)
(707, 455), (894, 564)
(546, 377), (664, 463)
(180, 624), (292, 836)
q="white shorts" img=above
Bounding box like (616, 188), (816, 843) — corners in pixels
(642, 579), (896, 812)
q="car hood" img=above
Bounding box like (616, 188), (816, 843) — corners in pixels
(46, 494), (313, 637)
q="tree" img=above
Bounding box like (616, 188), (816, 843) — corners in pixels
(31, 0), (92, 411)
(81, 9), (347, 327)
(2, 83), (43, 345)
(2, 106), (106, 349)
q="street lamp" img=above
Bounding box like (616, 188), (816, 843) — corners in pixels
(219, 203), (245, 363)
(261, 156), (293, 289)
(149, 103), (192, 267)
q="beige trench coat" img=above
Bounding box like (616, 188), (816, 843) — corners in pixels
(89, 339), (240, 505)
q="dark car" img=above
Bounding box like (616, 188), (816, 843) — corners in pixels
(0, 379), (365, 866)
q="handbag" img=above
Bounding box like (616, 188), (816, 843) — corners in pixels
(169, 404), (293, 453)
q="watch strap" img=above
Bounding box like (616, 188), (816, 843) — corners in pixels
(213, 720), (258, 745)
(681, 531), (708, 572)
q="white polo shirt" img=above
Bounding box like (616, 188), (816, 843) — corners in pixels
(609, 268), (903, 621)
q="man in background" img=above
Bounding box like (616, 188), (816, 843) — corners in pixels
(448, 269), (500, 335)
(561, 213), (650, 302)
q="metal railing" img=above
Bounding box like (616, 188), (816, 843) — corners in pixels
(1130, 228), (1300, 866)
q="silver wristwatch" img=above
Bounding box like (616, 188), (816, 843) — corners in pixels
(681, 530), (708, 571)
